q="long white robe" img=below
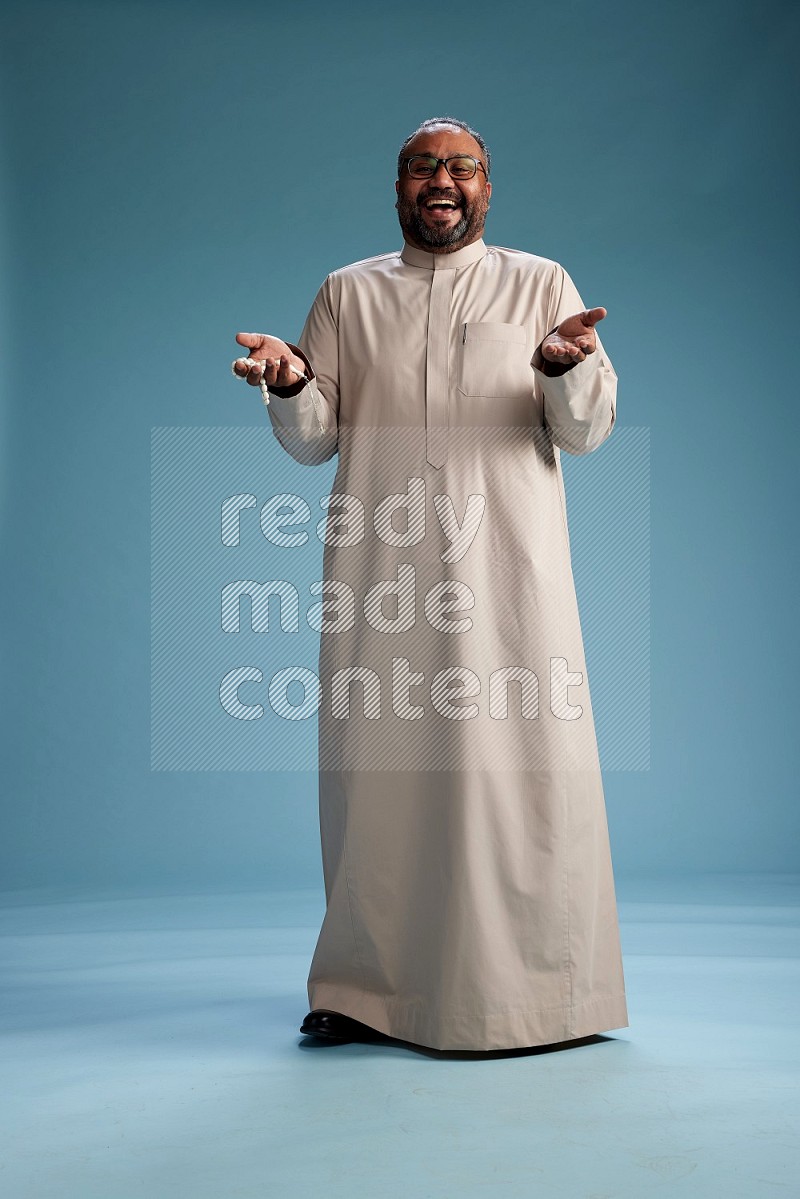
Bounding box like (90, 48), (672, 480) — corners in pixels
(265, 236), (629, 1051)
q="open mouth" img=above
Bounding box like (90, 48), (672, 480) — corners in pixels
(420, 197), (462, 220)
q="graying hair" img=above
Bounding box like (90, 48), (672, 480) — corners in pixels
(397, 116), (491, 179)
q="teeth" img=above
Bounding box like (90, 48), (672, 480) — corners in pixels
(424, 199), (458, 208)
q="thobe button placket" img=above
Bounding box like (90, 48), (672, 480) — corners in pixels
(425, 268), (455, 469)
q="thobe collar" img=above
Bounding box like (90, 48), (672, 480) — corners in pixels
(400, 237), (488, 270)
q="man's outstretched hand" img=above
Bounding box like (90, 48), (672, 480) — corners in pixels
(233, 332), (306, 389)
(540, 307), (607, 366)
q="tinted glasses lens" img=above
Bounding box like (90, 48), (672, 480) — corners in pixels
(407, 156), (478, 178)
(447, 157), (477, 178)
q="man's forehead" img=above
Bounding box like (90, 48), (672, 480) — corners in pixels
(405, 127), (483, 159)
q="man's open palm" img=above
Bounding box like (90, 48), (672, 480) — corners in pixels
(233, 332), (303, 389)
(541, 307), (606, 365)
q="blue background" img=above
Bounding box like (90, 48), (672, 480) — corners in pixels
(1, 0), (797, 890)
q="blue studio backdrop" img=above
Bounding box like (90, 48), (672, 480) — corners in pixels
(1, 0), (797, 892)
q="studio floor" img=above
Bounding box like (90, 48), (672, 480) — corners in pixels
(1, 874), (796, 1198)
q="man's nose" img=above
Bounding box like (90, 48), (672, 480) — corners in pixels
(430, 160), (455, 187)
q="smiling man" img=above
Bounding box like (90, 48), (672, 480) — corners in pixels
(394, 127), (492, 251)
(231, 116), (629, 1053)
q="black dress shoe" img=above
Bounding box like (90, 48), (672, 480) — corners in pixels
(299, 1009), (380, 1042)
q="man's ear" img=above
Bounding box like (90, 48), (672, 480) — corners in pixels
(394, 180), (399, 195)
(486, 181), (492, 202)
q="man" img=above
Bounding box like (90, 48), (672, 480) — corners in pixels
(232, 117), (628, 1052)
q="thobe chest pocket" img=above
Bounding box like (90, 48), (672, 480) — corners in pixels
(457, 322), (530, 398)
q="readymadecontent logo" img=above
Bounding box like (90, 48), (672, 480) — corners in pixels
(151, 426), (649, 773)
(217, 478), (583, 726)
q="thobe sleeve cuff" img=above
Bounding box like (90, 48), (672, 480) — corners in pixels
(263, 342), (338, 466)
(531, 342), (618, 456)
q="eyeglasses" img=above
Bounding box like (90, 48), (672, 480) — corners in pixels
(402, 155), (487, 180)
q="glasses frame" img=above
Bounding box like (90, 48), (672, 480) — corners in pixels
(401, 154), (488, 181)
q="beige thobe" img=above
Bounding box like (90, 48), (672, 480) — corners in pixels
(265, 236), (629, 1051)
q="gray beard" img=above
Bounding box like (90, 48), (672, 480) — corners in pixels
(396, 194), (486, 250)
